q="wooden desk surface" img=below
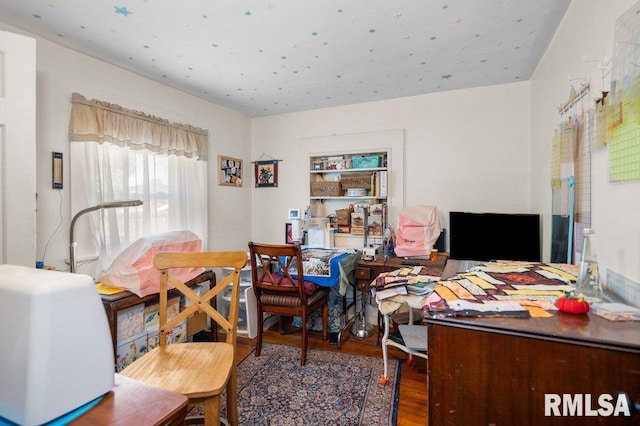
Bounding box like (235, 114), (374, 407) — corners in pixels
(429, 310), (640, 354)
(70, 374), (188, 426)
(357, 253), (448, 270)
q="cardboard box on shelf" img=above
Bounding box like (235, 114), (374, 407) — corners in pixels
(351, 212), (365, 235)
(368, 214), (383, 236)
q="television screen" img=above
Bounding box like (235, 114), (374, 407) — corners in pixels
(449, 211), (541, 262)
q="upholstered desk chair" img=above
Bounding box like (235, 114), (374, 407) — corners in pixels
(120, 251), (247, 426)
(248, 242), (329, 365)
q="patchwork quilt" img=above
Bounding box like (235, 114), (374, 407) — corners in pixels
(374, 261), (578, 318)
(428, 261), (578, 318)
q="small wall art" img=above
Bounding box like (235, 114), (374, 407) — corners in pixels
(218, 155), (243, 187)
(285, 223), (294, 244)
(254, 160), (278, 188)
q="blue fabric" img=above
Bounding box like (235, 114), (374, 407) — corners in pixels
(0, 395), (104, 426)
(282, 249), (350, 287)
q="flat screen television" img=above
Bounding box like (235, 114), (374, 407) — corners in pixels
(449, 211), (541, 262)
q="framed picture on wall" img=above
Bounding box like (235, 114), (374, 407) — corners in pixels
(254, 160), (278, 188)
(218, 155), (243, 187)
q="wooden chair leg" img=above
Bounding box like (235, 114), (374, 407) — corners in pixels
(300, 313), (308, 365)
(226, 367), (238, 426)
(321, 304), (329, 341)
(255, 307), (263, 357)
(203, 395), (220, 426)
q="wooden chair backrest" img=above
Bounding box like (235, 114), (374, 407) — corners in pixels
(248, 242), (307, 300)
(153, 251), (247, 346)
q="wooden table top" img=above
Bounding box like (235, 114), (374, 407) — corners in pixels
(426, 311), (640, 354)
(69, 374), (188, 425)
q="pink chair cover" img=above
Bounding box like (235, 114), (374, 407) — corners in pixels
(394, 206), (441, 257)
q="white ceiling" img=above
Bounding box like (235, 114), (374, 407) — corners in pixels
(0, 0), (571, 117)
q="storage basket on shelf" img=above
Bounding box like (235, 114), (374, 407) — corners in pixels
(310, 180), (342, 196)
(340, 173), (373, 189)
(336, 205), (354, 226)
(352, 155), (381, 169)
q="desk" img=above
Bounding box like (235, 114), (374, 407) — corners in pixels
(425, 308), (640, 425)
(101, 270), (216, 357)
(70, 374), (188, 425)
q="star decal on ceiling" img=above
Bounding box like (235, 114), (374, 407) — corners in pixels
(114, 6), (132, 17)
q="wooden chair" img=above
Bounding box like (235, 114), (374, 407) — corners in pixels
(248, 242), (329, 365)
(120, 251), (247, 426)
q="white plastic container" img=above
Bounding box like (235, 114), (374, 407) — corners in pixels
(0, 265), (114, 426)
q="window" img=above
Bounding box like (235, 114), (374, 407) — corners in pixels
(69, 93), (208, 278)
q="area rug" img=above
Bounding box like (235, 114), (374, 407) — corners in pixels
(189, 343), (401, 425)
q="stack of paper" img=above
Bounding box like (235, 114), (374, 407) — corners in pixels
(374, 285), (408, 301)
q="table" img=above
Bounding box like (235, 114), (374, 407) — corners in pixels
(101, 270), (216, 357)
(70, 374), (188, 425)
(425, 306), (640, 425)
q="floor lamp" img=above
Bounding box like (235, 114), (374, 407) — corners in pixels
(69, 200), (143, 273)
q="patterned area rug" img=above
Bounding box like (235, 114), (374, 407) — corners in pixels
(188, 343), (401, 425)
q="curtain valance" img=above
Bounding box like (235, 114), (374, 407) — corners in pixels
(69, 92), (208, 161)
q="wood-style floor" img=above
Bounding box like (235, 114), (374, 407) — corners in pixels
(233, 320), (428, 426)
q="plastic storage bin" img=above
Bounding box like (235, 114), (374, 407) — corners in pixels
(219, 266), (258, 338)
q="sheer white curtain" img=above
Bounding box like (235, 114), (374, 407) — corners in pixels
(69, 93), (208, 278)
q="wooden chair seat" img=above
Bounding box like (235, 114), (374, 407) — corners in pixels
(121, 343), (234, 398)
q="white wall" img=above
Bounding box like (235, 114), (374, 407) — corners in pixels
(251, 82), (532, 248)
(0, 23), (253, 272)
(531, 0), (640, 291)
(0, 31), (36, 267)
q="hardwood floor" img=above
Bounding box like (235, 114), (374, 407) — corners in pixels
(233, 320), (428, 426)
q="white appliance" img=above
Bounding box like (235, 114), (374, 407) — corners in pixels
(288, 208), (303, 243)
(307, 227), (336, 248)
(305, 217), (335, 248)
(0, 265), (114, 426)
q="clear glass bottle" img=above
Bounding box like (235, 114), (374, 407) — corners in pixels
(576, 228), (603, 303)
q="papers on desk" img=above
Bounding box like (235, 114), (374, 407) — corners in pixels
(373, 285), (408, 301)
(447, 300), (530, 318)
(373, 271), (439, 301)
(590, 303), (640, 321)
(96, 283), (126, 295)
